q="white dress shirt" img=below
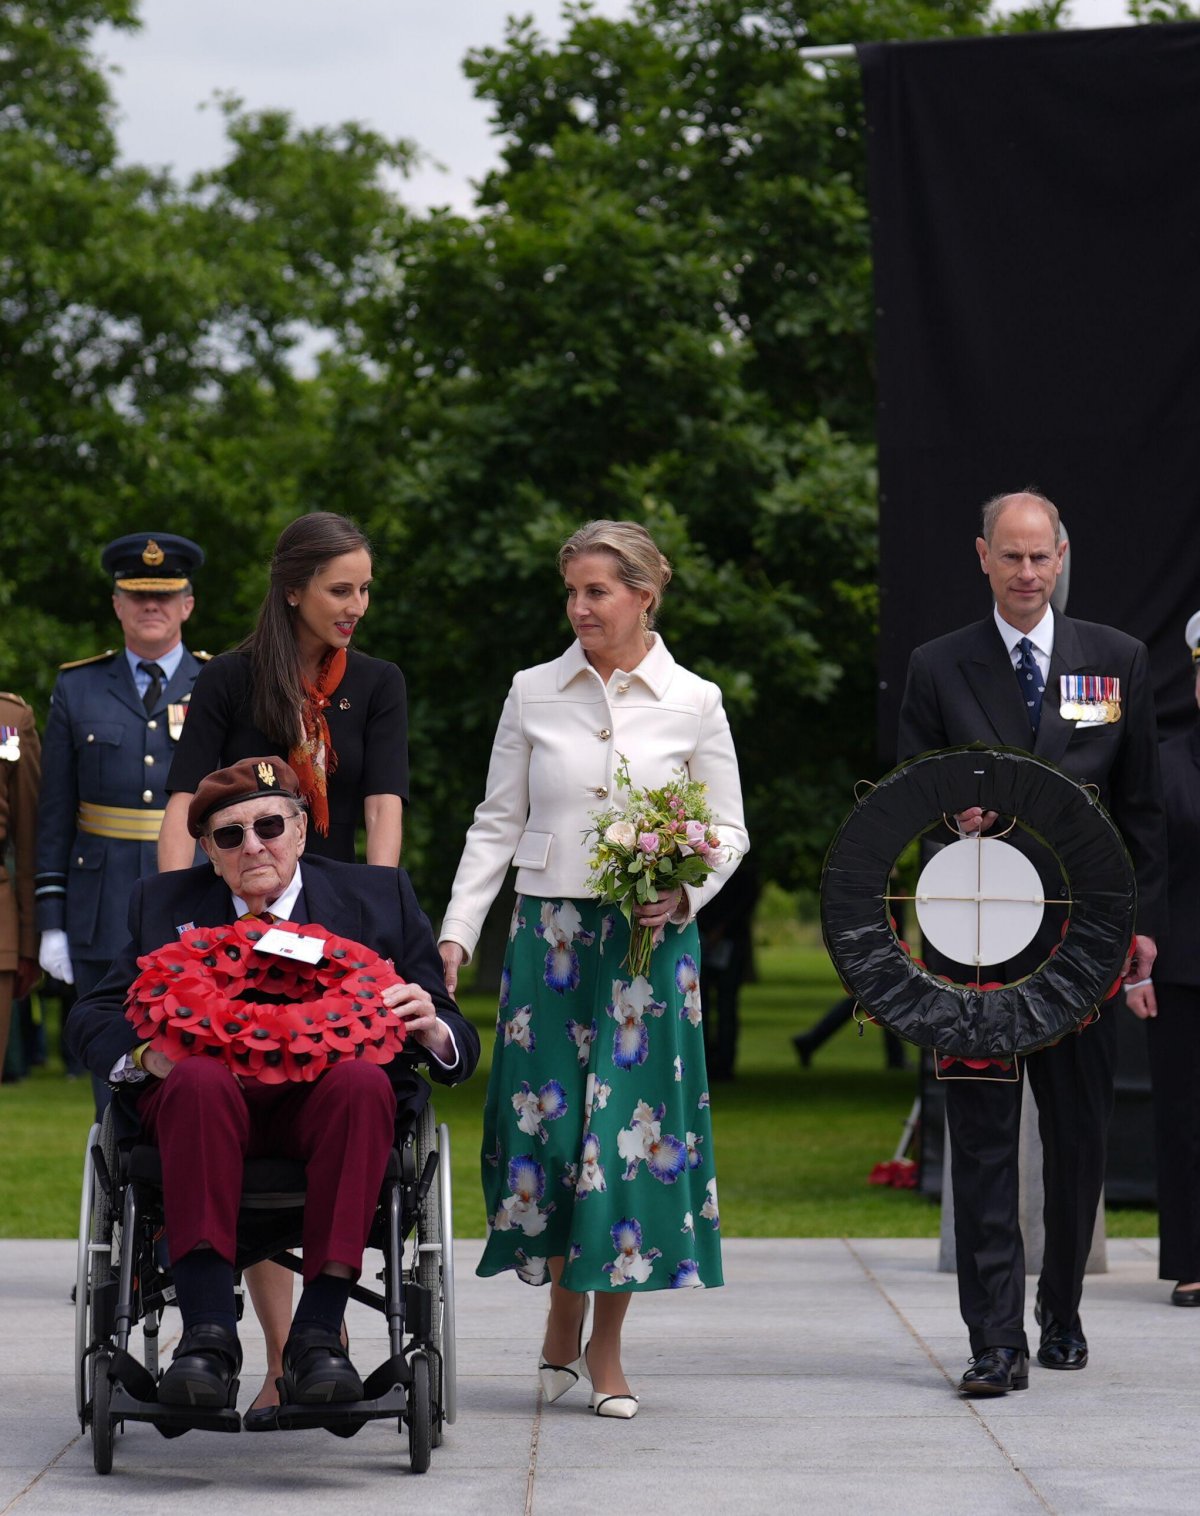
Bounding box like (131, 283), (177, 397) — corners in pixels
(993, 603), (1053, 684)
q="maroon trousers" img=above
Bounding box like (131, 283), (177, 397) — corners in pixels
(138, 1058), (396, 1282)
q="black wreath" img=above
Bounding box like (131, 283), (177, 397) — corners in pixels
(819, 745), (1136, 1059)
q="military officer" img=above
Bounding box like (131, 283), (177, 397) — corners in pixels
(0, 692), (41, 1070)
(34, 533), (206, 1107)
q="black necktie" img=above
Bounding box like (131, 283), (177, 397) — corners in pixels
(1015, 637), (1045, 735)
(138, 661), (164, 715)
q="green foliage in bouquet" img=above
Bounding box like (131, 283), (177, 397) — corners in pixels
(586, 755), (729, 977)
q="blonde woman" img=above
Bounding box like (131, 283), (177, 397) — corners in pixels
(440, 521), (748, 1418)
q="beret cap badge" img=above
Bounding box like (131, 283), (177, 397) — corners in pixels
(257, 761), (277, 788)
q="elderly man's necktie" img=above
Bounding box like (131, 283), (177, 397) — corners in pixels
(138, 661), (164, 715)
(1015, 637), (1045, 735)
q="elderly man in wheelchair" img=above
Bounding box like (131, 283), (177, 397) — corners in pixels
(67, 755), (479, 1451)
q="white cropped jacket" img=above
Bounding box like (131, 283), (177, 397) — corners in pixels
(439, 636), (750, 961)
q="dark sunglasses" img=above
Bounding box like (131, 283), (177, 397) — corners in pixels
(209, 814), (294, 850)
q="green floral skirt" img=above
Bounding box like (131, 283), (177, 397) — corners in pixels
(477, 896), (722, 1292)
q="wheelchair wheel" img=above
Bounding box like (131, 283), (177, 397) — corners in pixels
(407, 1352), (431, 1475)
(91, 1352), (114, 1475)
(414, 1106), (456, 1441)
(75, 1118), (116, 1427)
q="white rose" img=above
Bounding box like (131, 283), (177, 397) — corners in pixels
(605, 821), (637, 848)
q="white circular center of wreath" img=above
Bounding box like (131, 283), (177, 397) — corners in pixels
(913, 837), (1046, 968)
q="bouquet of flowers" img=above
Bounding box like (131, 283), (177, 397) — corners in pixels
(586, 755), (726, 978)
(124, 918), (408, 1084)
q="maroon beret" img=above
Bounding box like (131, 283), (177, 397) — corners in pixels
(187, 755), (303, 837)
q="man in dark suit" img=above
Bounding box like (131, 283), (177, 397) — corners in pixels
(897, 490), (1165, 1396)
(67, 755), (480, 1413)
(35, 532), (208, 1107)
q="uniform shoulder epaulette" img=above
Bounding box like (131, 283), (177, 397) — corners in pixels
(59, 649), (118, 670)
(0, 691), (31, 708)
(193, 650), (213, 662)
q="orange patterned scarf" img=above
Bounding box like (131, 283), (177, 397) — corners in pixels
(289, 648), (346, 836)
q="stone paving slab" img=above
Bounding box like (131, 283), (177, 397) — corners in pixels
(1, 1236), (1195, 1516)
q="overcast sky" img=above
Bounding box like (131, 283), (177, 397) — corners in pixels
(97, 1), (1136, 215)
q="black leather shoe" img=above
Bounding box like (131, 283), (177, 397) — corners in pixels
(241, 1404), (280, 1431)
(158, 1323), (242, 1408)
(1035, 1297), (1088, 1369)
(281, 1327), (364, 1405)
(1171, 1284), (1200, 1307)
(958, 1347), (1029, 1396)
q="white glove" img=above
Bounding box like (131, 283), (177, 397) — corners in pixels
(38, 929), (75, 985)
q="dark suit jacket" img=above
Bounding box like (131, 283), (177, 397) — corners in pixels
(1152, 721), (1200, 987)
(66, 855), (481, 1136)
(897, 612), (1166, 941)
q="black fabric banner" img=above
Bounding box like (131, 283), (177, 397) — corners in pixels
(861, 24), (1200, 761)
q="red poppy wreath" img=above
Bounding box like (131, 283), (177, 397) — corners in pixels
(125, 918), (407, 1083)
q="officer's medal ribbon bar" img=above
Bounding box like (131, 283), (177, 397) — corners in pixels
(1059, 674), (1121, 725)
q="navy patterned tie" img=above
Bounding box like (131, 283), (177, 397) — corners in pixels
(1015, 637), (1045, 735)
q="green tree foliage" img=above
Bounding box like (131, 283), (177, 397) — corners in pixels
(10, 0), (1161, 905)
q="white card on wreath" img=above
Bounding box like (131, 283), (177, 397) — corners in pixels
(256, 927), (326, 965)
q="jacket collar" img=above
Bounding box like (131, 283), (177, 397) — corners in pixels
(956, 612), (1093, 763)
(555, 634), (676, 697)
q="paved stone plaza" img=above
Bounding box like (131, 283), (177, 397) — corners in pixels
(1, 1237), (1195, 1515)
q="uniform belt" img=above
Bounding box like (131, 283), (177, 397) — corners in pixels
(76, 801), (166, 841)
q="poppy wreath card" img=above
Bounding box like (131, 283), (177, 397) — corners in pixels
(124, 918), (407, 1082)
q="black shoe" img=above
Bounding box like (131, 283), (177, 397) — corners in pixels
(958, 1347), (1029, 1396)
(242, 1403), (280, 1432)
(1035, 1296), (1088, 1369)
(792, 1034), (814, 1069)
(1171, 1284), (1200, 1307)
(158, 1323), (242, 1408)
(281, 1326), (364, 1405)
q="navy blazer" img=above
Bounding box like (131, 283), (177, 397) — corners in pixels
(66, 854), (480, 1136)
(898, 611), (1167, 940)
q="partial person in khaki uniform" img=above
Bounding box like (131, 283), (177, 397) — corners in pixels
(0, 693), (41, 1069)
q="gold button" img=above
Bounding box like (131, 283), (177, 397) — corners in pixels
(617, 681), (630, 694)
(598, 728), (611, 740)
(144, 754), (154, 766)
(86, 733), (95, 743)
(147, 719), (157, 731)
(142, 789), (153, 803)
(594, 785), (609, 798)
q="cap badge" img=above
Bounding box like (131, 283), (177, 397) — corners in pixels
(142, 538), (165, 567)
(257, 761), (277, 787)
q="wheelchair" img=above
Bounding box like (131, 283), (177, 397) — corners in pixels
(74, 1092), (456, 1475)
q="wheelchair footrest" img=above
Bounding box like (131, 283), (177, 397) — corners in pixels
(108, 1386), (242, 1434)
(274, 1385), (406, 1435)
(363, 1352), (411, 1398)
(107, 1346), (157, 1403)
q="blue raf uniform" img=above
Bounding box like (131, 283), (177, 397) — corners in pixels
(34, 534), (208, 1015)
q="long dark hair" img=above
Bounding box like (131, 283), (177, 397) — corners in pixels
(240, 512), (372, 747)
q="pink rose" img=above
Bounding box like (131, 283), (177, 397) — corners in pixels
(638, 832), (660, 854)
(684, 820), (707, 845)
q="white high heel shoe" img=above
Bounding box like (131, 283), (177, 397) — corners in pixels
(584, 1344), (639, 1419)
(538, 1294), (591, 1404)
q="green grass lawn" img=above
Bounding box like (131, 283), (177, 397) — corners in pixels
(0, 944), (1157, 1239)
